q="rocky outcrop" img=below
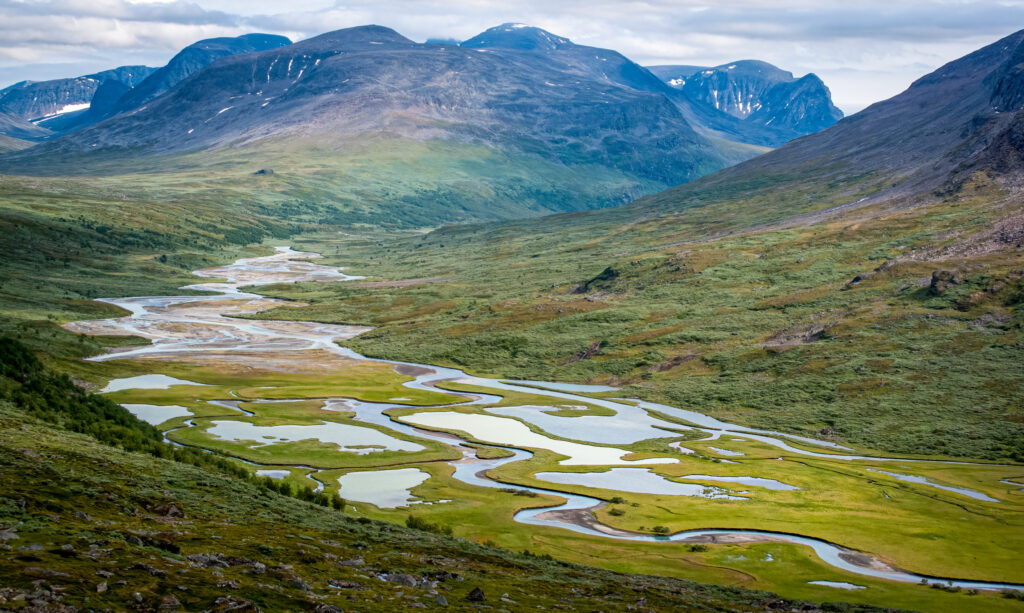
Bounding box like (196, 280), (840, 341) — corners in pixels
(648, 60), (843, 141)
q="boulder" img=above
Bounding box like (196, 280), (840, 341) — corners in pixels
(929, 270), (963, 295)
(211, 595), (263, 612)
(385, 572), (418, 588)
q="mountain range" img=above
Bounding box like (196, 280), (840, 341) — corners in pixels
(0, 24), (846, 223)
(18, 25), (721, 183)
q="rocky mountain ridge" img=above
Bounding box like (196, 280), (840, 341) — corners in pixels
(648, 60), (843, 142)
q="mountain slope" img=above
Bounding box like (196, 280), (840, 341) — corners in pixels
(635, 29), (1024, 219)
(0, 134), (31, 153)
(462, 24), (797, 148)
(0, 111), (51, 142)
(0, 24), (852, 226)
(107, 33), (292, 117)
(648, 61), (843, 141)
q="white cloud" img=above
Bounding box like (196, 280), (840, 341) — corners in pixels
(1, 0), (1022, 113)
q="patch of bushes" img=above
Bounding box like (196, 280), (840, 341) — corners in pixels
(405, 514), (453, 536)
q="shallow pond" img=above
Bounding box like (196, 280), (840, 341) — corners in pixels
(102, 374), (207, 393)
(488, 405), (670, 444)
(401, 411), (676, 466)
(869, 469), (999, 502)
(502, 380), (619, 393)
(707, 446), (745, 457)
(679, 474), (799, 491)
(337, 468), (429, 508)
(808, 581), (866, 590)
(534, 468), (745, 499)
(120, 403), (193, 426)
(204, 420), (425, 454)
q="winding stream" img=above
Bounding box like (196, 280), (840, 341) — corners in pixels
(67, 247), (1024, 592)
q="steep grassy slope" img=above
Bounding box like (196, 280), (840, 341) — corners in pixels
(0, 340), (887, 613)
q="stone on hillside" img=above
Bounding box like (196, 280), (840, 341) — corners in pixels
(385, 572), (418, 588)
(467, 586), (486, 602)
(212, 595), (263, 611)
(929, 270), (963, 295)
(152, 503), (185, 518)
(159, 594), (182, 610)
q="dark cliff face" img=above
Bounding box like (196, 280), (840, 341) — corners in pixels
(679, 61), (795, 118)
(987, 37), (1024, 113)
(0, 35), (292, 139)
(0, 77), (97, 120)
(747, 73), (844, 135)
(649, 60), (843, 142)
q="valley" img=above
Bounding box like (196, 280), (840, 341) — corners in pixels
(55, 245), (1024, 612)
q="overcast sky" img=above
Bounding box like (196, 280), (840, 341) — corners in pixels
(2, 0), (1023, 114)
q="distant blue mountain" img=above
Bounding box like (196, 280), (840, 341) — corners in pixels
(648, 61), (843, 139)
(0, 65), (155, 123)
